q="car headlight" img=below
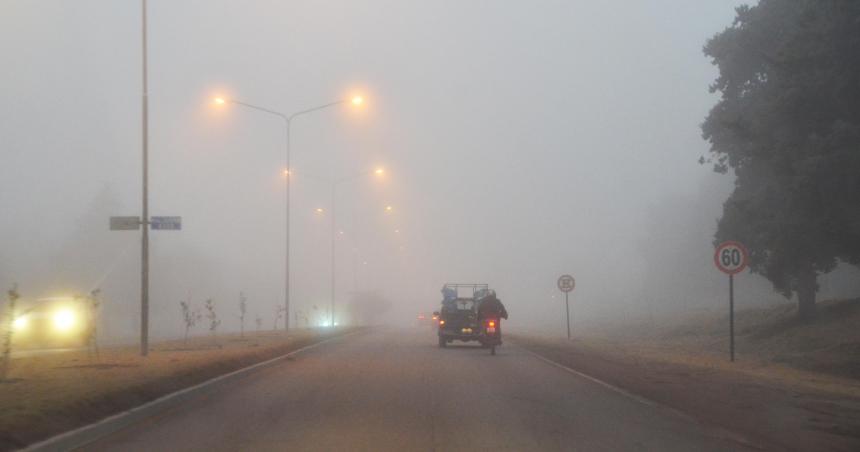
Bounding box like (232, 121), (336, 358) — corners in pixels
(12, 316), (28, 331)
(53, 309), (76, 331)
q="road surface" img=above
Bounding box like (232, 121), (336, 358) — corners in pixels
(83, 328), (754, 451)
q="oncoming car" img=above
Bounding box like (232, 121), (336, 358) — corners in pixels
(11, 297), (94, 348)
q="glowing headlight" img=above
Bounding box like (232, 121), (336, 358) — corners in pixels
(53, 309), (76, 331)
(12, 316), (28, 331)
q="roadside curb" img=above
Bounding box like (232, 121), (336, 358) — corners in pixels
(511, 340), (764, 451)
(20, 329), (366, 452)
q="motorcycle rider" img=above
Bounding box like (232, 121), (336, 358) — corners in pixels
(477, 290), (508, 339)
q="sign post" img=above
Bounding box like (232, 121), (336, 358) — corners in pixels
(714, 241), (748, 362)
(110, 214), (181, 356)
(557, 274), (576, 340)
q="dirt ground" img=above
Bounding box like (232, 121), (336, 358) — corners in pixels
(510, 299), (860, 451)
(0, 328), (355, 451)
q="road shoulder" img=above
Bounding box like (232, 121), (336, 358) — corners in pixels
(510, 333), (860, 452)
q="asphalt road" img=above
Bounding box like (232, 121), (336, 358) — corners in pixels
(82, 328), (754, 452)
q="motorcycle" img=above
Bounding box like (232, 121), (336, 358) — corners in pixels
(479, 317), (502, 355)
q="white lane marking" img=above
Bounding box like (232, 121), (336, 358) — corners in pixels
(22, 330), (365, 452)
(516, 344), (659, 407)
(513, 342), (762, 450)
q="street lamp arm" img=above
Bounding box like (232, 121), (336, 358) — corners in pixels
(228, 99), (289, 121)
(288, 99), (347, 121)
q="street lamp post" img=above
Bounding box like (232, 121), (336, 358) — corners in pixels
(311, 168), (384, 327)
(214, 96), (363, 330)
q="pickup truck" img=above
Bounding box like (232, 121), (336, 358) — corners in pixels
(436, 283), (488, 348)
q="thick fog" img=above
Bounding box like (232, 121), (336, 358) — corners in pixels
(3, 1), (857, 340)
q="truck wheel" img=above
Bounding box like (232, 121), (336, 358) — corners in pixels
(439, 336), (446, 348)
(490, 345), (496, 355)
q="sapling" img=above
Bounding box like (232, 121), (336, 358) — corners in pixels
(85, 288), (102, 359)
(255, 315), (263, 334)
(180, 297), (201, 343)
(205, 298), (220, 337)
(238, 292), (247, 338)
(1, 284), (20, 381)
(273, 305), (286, 330)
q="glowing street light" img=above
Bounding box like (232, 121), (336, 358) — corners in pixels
(374, 167), (385, 176)
(315, 207), (325, 214)
(352, 96), (364, 106)
(385, 205), (393, 213)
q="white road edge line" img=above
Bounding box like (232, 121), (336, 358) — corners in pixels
(515, 344), (659, 407)
(512, 341), (762, 450)
(21, 329), (365, 452)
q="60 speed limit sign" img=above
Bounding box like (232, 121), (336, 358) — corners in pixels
(714, 241), (748, 363)
(714, 241), (748, 275)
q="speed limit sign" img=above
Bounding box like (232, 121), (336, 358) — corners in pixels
(714, 241), (748, 275)
(557, 274), (575, 340)
(557, 274), (575, 293)
(714, 241), (748, 363)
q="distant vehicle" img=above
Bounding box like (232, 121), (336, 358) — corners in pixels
(10, 297), (94, 348)
(416, 312), (431, 327)
(436, 283), (501, 354)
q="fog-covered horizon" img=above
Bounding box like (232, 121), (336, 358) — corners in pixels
(3, 1), (859, 340)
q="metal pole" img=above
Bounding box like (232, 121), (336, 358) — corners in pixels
(284, 118), (291, 331)
(565, 292), (571, 340)
(330, 183), (336, 327)
(730, 273), (735, 362)
(140, 0), (149, 357)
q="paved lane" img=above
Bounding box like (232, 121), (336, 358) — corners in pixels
(83, 328), (752, 451)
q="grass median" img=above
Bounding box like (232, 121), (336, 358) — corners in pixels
(0, 327), (360, 451)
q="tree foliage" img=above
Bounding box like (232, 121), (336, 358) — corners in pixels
(702, 0), (860, 318)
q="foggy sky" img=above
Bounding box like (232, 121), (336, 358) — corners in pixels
(8, 1), (853, 338)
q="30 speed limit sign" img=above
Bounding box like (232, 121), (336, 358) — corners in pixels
(714, 241), (748, 275)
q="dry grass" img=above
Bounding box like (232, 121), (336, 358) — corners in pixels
(0, 328), (352, 450)
(572, 298), (860, 381)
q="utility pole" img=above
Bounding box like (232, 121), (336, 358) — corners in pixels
(330, 183), (336, 327)
(140, 0), (150, 356)
(285, 118), (291, 331)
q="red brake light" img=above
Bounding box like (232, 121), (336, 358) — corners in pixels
(489, 321), (495, 327)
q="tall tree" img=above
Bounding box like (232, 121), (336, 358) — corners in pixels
(702, 1), (860, 319)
